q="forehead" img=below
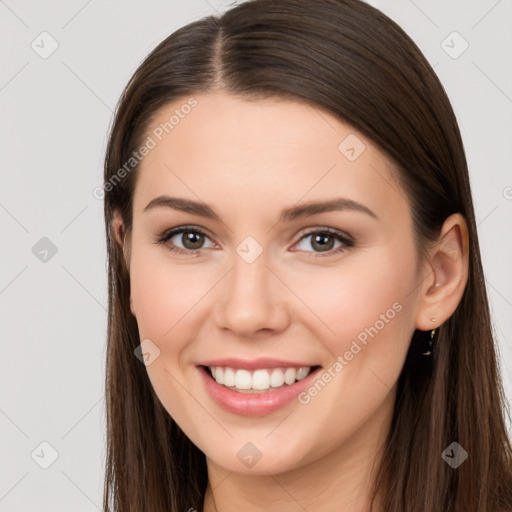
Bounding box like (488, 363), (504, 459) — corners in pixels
(132, 92), (406, 222)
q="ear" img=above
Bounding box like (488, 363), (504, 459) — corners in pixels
(111, 209), (135, 316)
(112, 209), (125, 248)
(415, 213), (470, 330)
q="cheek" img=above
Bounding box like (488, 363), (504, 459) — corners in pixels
(284, 248), (418, 361)
(129, 245), (212, 345)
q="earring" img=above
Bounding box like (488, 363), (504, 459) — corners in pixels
(421, 328), (436, 356)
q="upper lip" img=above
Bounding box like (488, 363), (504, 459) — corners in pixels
(198, 358), (320, 370)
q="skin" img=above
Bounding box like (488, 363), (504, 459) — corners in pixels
(112, 92), (469, 512)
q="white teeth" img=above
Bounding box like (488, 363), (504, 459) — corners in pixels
(269, 368), (285, 388)
(296, 367), (310, 381)
(214, 367), (224, 384)
(284, 368), (296, 385)
(208, 366), (313, 392)
(223, 367), (236, 387)
(252, 369), (270, 390)
(234, 369), (252, 390)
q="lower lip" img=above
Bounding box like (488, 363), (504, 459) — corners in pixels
(198, 366), (321, 417)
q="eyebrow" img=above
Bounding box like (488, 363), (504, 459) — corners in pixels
(143, 195), (378, 222)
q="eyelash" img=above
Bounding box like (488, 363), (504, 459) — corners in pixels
(155, 225), (354, 258)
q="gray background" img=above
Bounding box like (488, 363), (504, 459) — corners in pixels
(1, 0), (511, 510)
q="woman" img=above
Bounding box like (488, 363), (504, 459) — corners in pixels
(101, 0), (512, 510)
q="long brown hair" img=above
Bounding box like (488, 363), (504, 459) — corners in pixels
(102, 0), (512, 510)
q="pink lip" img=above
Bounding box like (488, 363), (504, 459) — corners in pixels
(197, 365), (322, 417)
(198, 357), (316, 370)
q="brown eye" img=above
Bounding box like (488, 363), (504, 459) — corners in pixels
(310, 233), (335, 252)
(180, 231), (205, 250)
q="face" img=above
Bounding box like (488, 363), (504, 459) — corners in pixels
(123, 92), (425, 475)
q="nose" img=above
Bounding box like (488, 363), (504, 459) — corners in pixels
(214, 251), (291, 338)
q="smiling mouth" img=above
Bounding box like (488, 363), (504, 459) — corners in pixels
(201, 365), (322, 394)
